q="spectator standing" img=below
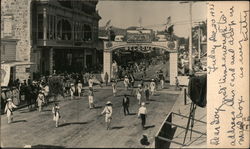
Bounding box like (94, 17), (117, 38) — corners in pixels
(122, 94), (130, 116)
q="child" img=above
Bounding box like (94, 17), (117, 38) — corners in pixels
(4, 98), (17, 124)
(52, 103), (60, 127)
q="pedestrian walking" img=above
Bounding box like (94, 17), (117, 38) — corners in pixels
(124, 76), (129, 90)
(104, 72), (109, 86)
(137, 85), (143, 106)
(43, 83), (49, 105)
(37, 90), (45, 112)
(111, 79), (117, 97)
(4, 98), (17, 124)
(101, 101), (113, 130)
(159, 69), (165, 89)
(138, 102), (147, 130)
(77, 80), (83, 97)
(70, 83), (75, 100)
(144, 84), (150, 101)
(150, 79), (156, 96)
(88, 77), (94, 88)
(88, 87), (95, 109)
(52, 103), (60, 128)
(122, 94), (130, 116)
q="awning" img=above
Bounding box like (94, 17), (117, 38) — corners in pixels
(1, 60), (35, 67)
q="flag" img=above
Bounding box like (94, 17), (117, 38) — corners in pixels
(105, 20), (111, 30)
(165, 16), (174, 35)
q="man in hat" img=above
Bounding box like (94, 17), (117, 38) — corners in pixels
(4, 98), (17, 124)
(101, 101), (113, 130)
(138, 102), (147, 129)
(122, 94), (130, 116)
(124, 76), (129, 90)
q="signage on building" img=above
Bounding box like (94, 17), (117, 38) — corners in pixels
(126, 29), (153, 43)
(1, 64), (11, 86)
(125, 45), (153, 53)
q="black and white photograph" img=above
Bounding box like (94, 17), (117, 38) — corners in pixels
(1, 0), (248, 148)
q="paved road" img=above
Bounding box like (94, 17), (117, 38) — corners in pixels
(1, 62), (179, 148)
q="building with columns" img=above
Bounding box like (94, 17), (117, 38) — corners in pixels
(1, 0), (101, 82)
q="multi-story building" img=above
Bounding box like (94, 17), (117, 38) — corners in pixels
(1, 0), (101, 82)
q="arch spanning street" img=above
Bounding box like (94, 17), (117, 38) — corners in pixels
(102, 41), (178, 85)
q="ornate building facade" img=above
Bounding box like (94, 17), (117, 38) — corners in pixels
(1, 0), (101, 81)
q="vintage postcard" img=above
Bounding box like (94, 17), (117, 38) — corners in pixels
(0, 0), (249, 148)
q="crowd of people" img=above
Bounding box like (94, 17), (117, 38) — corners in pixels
(2, 56), (171, 131)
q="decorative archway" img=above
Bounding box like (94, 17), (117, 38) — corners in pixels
(102, 41), (178, 85)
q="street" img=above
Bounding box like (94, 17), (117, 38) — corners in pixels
(1, 63), (180, 148)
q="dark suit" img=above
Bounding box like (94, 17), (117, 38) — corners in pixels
(122, 96), (130, 115)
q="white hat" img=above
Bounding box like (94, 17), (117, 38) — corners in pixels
(7, 98), (12, 101)
(125, 76), (127, 78)
(141, 102), (145, 106)
(106, 101), (112, 105)
(151, 79), (154, 81)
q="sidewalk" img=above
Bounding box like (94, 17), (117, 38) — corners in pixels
(169, 88), (207, 148)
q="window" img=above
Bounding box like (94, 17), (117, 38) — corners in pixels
(1, 45), (6, 55)
(56, 19), (72, 40)
(3, 15), (13, 36)
(37, 14), (43, 39)
(84, 25), (92, 41)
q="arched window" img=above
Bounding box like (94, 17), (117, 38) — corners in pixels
(57, 19), (72, 40)
(84, 24), (92, 41)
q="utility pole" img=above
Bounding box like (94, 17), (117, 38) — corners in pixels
(188, 2), (193, 74)
(198, 22), (201, 59)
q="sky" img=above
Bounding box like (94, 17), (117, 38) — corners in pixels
(97, 1), (207, 38)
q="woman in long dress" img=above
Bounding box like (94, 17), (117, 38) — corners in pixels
(4, 98), (17, 124)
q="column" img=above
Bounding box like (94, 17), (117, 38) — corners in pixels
(103, 50), (112, 82)
(169, 52), (178, 85)
(49, 48), (53, 75)
(43, 7), (47, 46)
